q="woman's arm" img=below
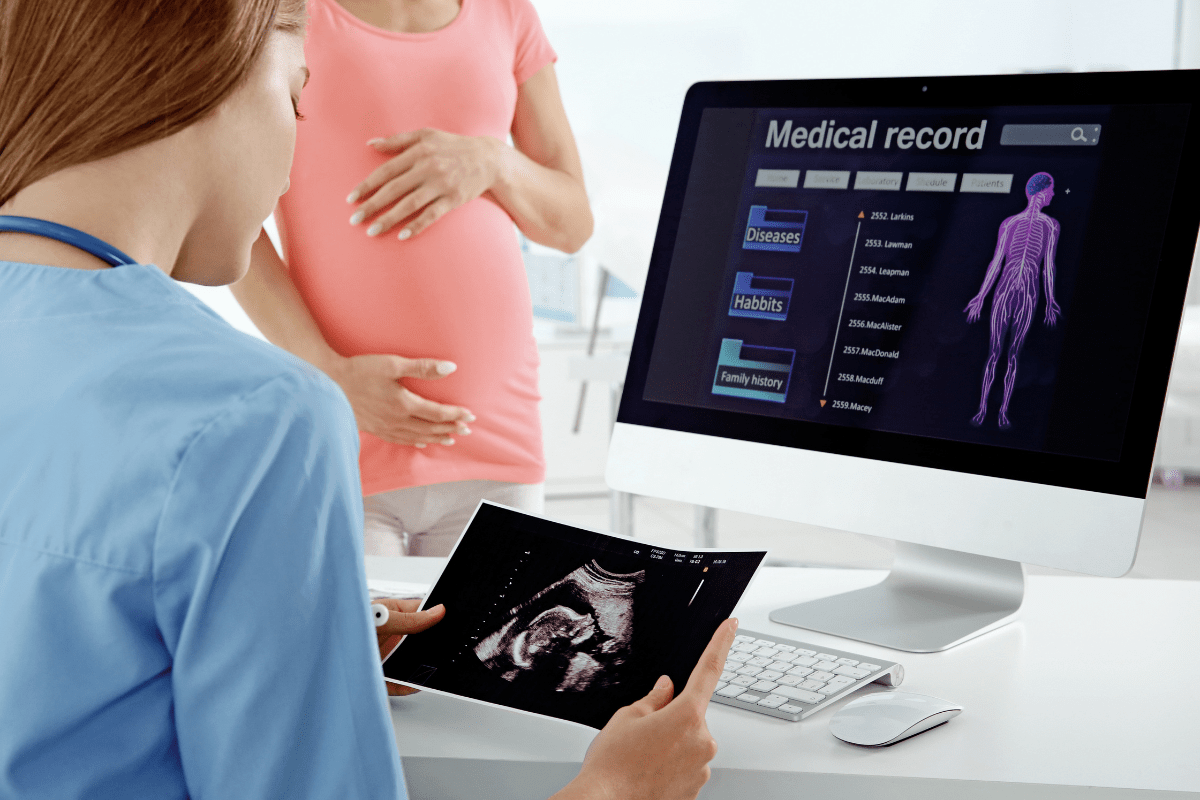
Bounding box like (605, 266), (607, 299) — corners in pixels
(348, 63), (593, 253)
(231, 230), (472, 447)
(490, 63), (592, 253)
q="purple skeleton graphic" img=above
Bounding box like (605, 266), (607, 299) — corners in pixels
(964, 172), (1062, 429)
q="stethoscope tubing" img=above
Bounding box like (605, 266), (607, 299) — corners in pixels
(0, 215), (137, 267)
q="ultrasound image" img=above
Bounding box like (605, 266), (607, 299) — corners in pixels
(474, 560), (645, 692)
(381, 502), (766, 729)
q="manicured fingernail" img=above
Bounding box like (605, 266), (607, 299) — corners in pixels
(463, 412), (476, 422)
(397, 228), (412, 240)
(346, 189), (360, 203)
(414, 443), (426, 448)
(349, 210), (364, 225)
(458, 426), (471, 435)
(436, 361), (457, 375)
(367, 138), (384, 146)
(367, 222), (382, 236)
(441, 437), (455, 445)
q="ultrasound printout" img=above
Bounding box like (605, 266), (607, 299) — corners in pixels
(382, 502), (767, 730)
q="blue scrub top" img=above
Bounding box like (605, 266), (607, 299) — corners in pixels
(0, 261), (407, 799)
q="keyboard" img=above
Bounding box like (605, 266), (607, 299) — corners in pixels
(711, 629), (905, 721)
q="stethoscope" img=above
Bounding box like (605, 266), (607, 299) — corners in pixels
(0, 215), (137, 267)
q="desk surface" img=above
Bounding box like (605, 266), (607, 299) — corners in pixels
(368, 557), (1200, 795)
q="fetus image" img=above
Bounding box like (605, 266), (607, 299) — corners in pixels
(964, 171), (1062, 428)
(474, 560), (645, 693)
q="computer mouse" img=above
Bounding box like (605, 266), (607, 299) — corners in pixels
(828, 691), (962, 747)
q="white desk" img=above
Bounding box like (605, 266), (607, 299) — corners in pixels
(367, 557), (1200, 799)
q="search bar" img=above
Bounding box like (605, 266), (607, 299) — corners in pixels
(1000, 124), (1101, 146)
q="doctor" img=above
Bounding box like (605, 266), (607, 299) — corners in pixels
(0, 1), (733, 799)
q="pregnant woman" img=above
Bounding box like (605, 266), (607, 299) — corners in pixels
(232, 0), (593, 556)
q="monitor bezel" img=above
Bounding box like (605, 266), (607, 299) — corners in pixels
(616, 70), (1200, 500)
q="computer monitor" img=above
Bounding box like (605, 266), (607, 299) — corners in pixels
(606, 70), (1200, 652)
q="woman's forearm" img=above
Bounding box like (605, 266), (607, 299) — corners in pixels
(487, 138), (593, 254)
(231, 229), (345, 378)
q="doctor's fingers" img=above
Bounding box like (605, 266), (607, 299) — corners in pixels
(377, 603), (446, 638)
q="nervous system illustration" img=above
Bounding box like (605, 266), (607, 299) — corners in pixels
(473, 559), (645, 694)
(964, 172), (1062, 429)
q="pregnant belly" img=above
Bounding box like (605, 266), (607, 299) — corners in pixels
(291, 197), (538, 411)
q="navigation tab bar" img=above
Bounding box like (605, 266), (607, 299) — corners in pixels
(803, 170), (851, 190)
(906, 172), (957, 192)
(755, 169), (801, 188)
(853, 171), (903, 191)
(960, 173), (1013, 194)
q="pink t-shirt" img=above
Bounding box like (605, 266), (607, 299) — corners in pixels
(277, 0), (557, 495)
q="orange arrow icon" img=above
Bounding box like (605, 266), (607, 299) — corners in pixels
(820, 399), (827, 407)
(858, 211), (865, 219)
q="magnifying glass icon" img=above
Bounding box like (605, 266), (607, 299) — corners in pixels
(1071, 126), (1087, 142)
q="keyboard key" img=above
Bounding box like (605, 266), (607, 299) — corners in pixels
(775, 686), (826, 704)
(734, 635), (757, 643)
(720, 671), (737, 682)
(717, 684), (746, 697)
(779, 703), (805, 714)
(835, 658), (859, 666)
(724, 659), (741, 671)
(736, 692), (765, 703)
(748, 656), (774, 667)
(768, 660), (794, 672)
(809, 671), (835, 683)
(833, 665), (871, 679)
(799, 679), (826, 692)
(777, 675), (803, 686)
(752, 647), (780, 658)
(736, 666), (762, 677)
(729, 652), (753, 663)
(732, 642), (758, 654)
(794, 649), (816, 656)
(731, 675), (757, 687)
(758, 694), (788, 709)
(825, 676), (856, 689)
(714, 681), (727, 691)
(816, 653), (838, 661)
(791, 656), (819, 667)
(814, 661), (839, 672)
(757, 670), (784, 681)
(774, 644), (796, 652)
(750, 680), (779, 693)
(753, 640), (776, 647)
(786, 665), (813, 677)
(857, 663), (881, 672)
(769, 653), (797, 664)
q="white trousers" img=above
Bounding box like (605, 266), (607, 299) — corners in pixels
(362, 479), (545, 557)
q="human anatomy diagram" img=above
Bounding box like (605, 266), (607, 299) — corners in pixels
(964, 172), (1062, 429)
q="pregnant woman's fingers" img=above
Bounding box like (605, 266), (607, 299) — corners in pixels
(347, 128), (498, 239)
(333, 354), (474, 448)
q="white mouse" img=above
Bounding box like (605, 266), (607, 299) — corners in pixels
(829, 691), (962, 746)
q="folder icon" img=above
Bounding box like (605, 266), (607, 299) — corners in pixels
(712, 338), (795, 403)
(743, 205), (807, 253)
(729, 272), (793, 321)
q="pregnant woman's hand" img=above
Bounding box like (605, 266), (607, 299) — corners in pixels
(329, 354), (474, 447)
(346, 127), (500, 240)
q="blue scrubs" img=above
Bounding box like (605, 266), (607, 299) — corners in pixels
(0, 261), (407, 798)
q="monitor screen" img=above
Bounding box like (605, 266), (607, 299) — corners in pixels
(620, 74), (1200, 498)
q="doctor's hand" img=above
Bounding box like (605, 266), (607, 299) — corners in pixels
(555, 618), (738, 800)
(347, 128), (500, 241)
(375, 597), (446, 697)
(328, 354), (474, 448)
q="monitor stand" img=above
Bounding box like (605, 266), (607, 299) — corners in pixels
(768, 542), (1024, 653)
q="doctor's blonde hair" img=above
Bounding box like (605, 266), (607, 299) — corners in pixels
(0, 0), (307, 207)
